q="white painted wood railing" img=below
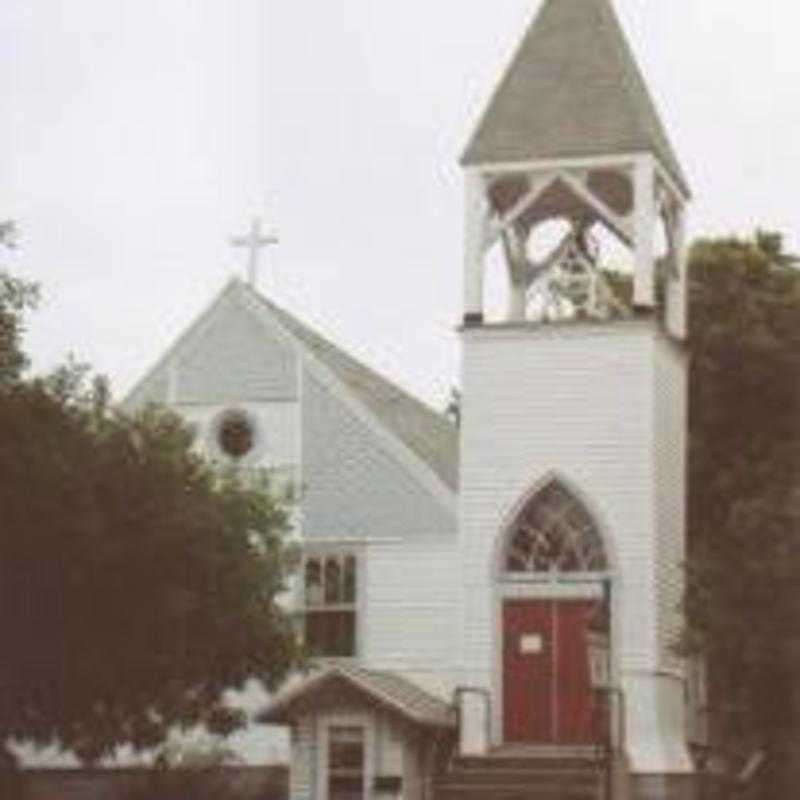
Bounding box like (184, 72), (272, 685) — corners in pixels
(454, 687), (491, 757)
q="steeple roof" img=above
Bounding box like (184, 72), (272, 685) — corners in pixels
(462, 0), (689, 196)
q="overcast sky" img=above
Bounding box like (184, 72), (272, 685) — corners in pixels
(3, 0), (799, 409)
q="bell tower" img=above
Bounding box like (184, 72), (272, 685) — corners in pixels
(461, 0), (690, 333)
(458, 1), (695, 797)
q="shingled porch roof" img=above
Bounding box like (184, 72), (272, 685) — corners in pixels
(257, 664), (456, 730)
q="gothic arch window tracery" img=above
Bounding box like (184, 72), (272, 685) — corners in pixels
(503, 480), (608, 574)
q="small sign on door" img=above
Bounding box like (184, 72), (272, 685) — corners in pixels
(520, 633), (544, 654)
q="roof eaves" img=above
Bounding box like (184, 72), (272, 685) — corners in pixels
(595, 0), (691, 198)
(257, 666), (455, 729)
(459, 1), (549, 167)
(460, 0), (690, 198)
(239, 284), (459, 492)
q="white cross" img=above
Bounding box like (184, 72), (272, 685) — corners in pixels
(230, 217), (279, 287)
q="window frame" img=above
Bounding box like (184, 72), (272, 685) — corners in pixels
(300, 546), (363, 660)
(326, 725), (366, 799)
(317, 712), (374, 800)
(501, 480), (608, 577)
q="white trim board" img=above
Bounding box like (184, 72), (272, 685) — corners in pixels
(316, 710), (375, 800)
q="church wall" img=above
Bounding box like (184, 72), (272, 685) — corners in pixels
(175, 298), (297, 404)
(124, 368), (170, 408)
(300, 368), (456, 542)
(653, 334), (688, 672)
(178, 400), (300, 476)
(361, 540), (460, 699)
(458, 319), (694, 775)
(459, 321), (661, 737)
(124, 293), (299, 413)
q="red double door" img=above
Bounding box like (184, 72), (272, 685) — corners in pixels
(503, 599), (597, 744)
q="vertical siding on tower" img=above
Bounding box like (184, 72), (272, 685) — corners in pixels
(653, 334), (688, 672)
(459, 322), (660, 722)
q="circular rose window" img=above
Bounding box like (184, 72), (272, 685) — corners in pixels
(215, 409), (256, 459)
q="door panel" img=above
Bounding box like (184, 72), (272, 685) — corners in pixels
(554, 601), (597, 744)
(327, 726), (364, 800)
(503, 600), (554, 742)
(502, 599), (598, 744)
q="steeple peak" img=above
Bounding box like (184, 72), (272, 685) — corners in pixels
(462, 0), (688, 196)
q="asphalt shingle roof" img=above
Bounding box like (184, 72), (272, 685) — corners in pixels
(257, 664), (456, 729)
(462, 0), (690, 196)
(247, 285), (459, 491)
(123, 280), (459, 492)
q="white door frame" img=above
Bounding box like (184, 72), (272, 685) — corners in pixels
(317, 711), (375, 800)
(492, 575), (611, 746)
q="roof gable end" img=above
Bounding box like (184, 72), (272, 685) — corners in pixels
(238, 283), (459, 492)
(123, 279), (459, 493)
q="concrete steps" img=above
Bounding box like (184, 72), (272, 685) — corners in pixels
(434, 748), (606, 800)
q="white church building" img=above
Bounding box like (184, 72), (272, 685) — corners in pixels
(124, 1), (699, 798)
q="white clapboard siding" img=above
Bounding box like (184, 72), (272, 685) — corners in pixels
(177, 400), (300, 471)
(457, 319), (692, 773)
(173, 297), (298, 404)
(360, 541), (461, 699)
(654, 335), (688, 672)
(289, 715), (316, 800)
(124, 290), (299, 412)
(459, 321), (660, 688)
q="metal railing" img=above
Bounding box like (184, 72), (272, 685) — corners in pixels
(591, 685), (627, 800)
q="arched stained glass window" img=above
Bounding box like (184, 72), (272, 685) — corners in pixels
(504, 480), (607, 574)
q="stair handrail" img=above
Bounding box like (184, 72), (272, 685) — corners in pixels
(605, 684), (626, 756)
(594, 684), (627, 800)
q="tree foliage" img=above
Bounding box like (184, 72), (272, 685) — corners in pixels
(0, 222), (39, 384)
(0, 252), (301, 765)
(683, 231), (800, 754)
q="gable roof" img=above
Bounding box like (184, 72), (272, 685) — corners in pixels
(462, 0), (690, 196)
(257, 664), (456, 729)
(123, 279), (459, 491)
(245, 285), (459, 491)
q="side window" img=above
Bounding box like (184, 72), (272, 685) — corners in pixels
(303, 552), (358, 657)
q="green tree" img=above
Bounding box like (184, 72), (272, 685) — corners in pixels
(682, 231), (800, 774)
(0, 222), (39, 384)
(0, 246), (301, 765)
